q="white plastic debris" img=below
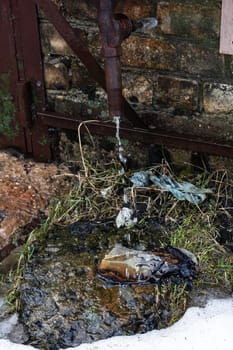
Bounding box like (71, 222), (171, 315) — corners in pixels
(115, 207), (137, 228)
(100, 186), (113, 198)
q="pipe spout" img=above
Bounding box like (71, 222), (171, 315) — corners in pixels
(98, 1), (158, 120)
(132, 17), (158, 33)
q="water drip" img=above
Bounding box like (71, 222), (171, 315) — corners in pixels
(114, 116), (137, 226)
(124, 232), (131, 243)
(114, 116), (127, 173)
(125, 267), (130, 279)
(123, 188), (128, 204)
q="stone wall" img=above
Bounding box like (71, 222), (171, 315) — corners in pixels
(40, 0), (233, 142)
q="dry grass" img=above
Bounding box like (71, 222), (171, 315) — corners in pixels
(48, 129), (233, 293)
(5, 127), (233, 311)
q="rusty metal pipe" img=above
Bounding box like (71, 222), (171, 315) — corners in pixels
(34, 0), (147, 129)
(104, 56), (123, 118)
(98, 0), (132, 119)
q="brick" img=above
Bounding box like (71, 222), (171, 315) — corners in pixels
(157, 1), (220, 39)
(157, 75), (199, 111)
(203, 82), (233, 113)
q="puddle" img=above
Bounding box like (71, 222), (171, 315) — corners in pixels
(0, 149), (232, 350)
(19, 220), (195, 349)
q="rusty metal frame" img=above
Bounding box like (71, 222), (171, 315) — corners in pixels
(1, 0), (233, 160)
(0, 0), (51, 160)
(37, 111), (233, 158)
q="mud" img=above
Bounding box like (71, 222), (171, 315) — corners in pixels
(20, 220), (193, 349)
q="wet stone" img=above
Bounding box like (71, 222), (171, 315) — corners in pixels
(20, 221), (196, 349)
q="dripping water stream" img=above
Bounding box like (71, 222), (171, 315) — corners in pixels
(113, 115), (138, 232)
(114, 116), (127, 174)
(114, 115), (130, 208)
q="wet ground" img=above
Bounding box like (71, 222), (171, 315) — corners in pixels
(18, 219), (199, 349)
(0, 148), (232, 349)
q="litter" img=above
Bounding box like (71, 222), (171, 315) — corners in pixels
(115, 207), (138, 228)
(130, 171), (211, 204)
(98, 244), (198, 283)
(130, 171), (150, 187)
(150, 174), (212, 204)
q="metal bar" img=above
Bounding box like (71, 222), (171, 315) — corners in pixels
(37, 111), (233, 158)
(0, 0), (26, 152)
(16, 0), (46, 109)
(33, 0), (147, 129)
(17, 82), (32, 128)
(11, 0), (51, 159)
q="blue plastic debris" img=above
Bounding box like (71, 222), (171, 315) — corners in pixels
(130, 171), (211, 204)
(130, 171), (150, 187)
(150, 174), (211, 204)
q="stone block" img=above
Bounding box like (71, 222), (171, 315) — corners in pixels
(47, 88), (108, 119)
(157, 75), (199, 111)
(157, 1), (220, 40)
(203, 82), (233, 113)
(40, 22), (101, 64)
(44, 63), (70, 90)
(40, 23), (74, 56)
(59, 0), (153, 21)
(115, 0), (153, 19)
(62, 0), (97, 20)
(121, 35), (224, 78)
(177, 41), (224, 77)
(69, 59), (96, 89)
(123, 72), (154, 106)
(122, 36), (177, 71)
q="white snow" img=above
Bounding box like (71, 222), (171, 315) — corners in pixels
(0, 298), (232, 350)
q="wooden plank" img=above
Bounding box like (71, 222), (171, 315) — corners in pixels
(220, 0), (233, 55)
